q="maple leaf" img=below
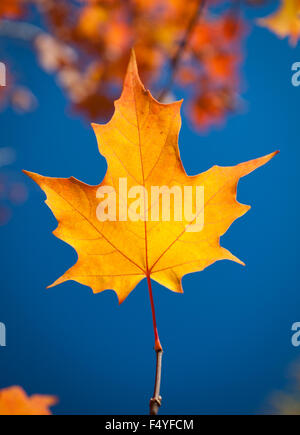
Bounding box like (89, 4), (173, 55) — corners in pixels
(257, 0), (300, 46)
(24, 51), (278, 304)
(0, 386), (57, 416)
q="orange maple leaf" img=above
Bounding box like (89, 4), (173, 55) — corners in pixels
(24, 51), (278, 304)
(0, 386), (57, 416)
(258, 0), (300, 46)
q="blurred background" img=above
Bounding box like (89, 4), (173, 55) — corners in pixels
(0, 0), (300, 414)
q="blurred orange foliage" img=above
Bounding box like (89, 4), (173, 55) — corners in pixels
(269, 361), (300, 415)
(0, 386), (57, 415)
(258, 0), (300, 46)
(0, 0), (275, 130)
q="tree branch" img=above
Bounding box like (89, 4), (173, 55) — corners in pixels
(159, 0), (207, 101)
(149, 348), (163, 415)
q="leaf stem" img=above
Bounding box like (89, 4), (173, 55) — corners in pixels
(146, 274), (163, 415)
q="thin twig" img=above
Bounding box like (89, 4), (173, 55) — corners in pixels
(147, 274), (163, 415)
(159, 0), (207, 101)
(150, 348), (163, 415)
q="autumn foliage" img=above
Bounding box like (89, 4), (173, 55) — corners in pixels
(0, 386), (57, 415)
(1, 0), (298, 130)
(258, 0), (300, 46)
(0, 0), (290, 416)
(20, 51), (278, 413)
(24, 52), (278, 303)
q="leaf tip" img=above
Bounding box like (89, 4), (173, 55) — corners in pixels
(129, 48), (138, 70)
(22, 169), (42, 186)
(126, 48), (139, 78)
(46, 284), (54, 290)
(271, 150), (280, 158)
(123, 47), (146, 94)
(266, 150), (280, 166)
(117, 293), (126, 305)
(234, 257), (246, 267)
(22, 169), (33, 179)
(258, 150), (279, 165)
(47, 276), (65, 289)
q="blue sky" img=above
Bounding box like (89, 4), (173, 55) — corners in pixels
(0, 3), (300, 414)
